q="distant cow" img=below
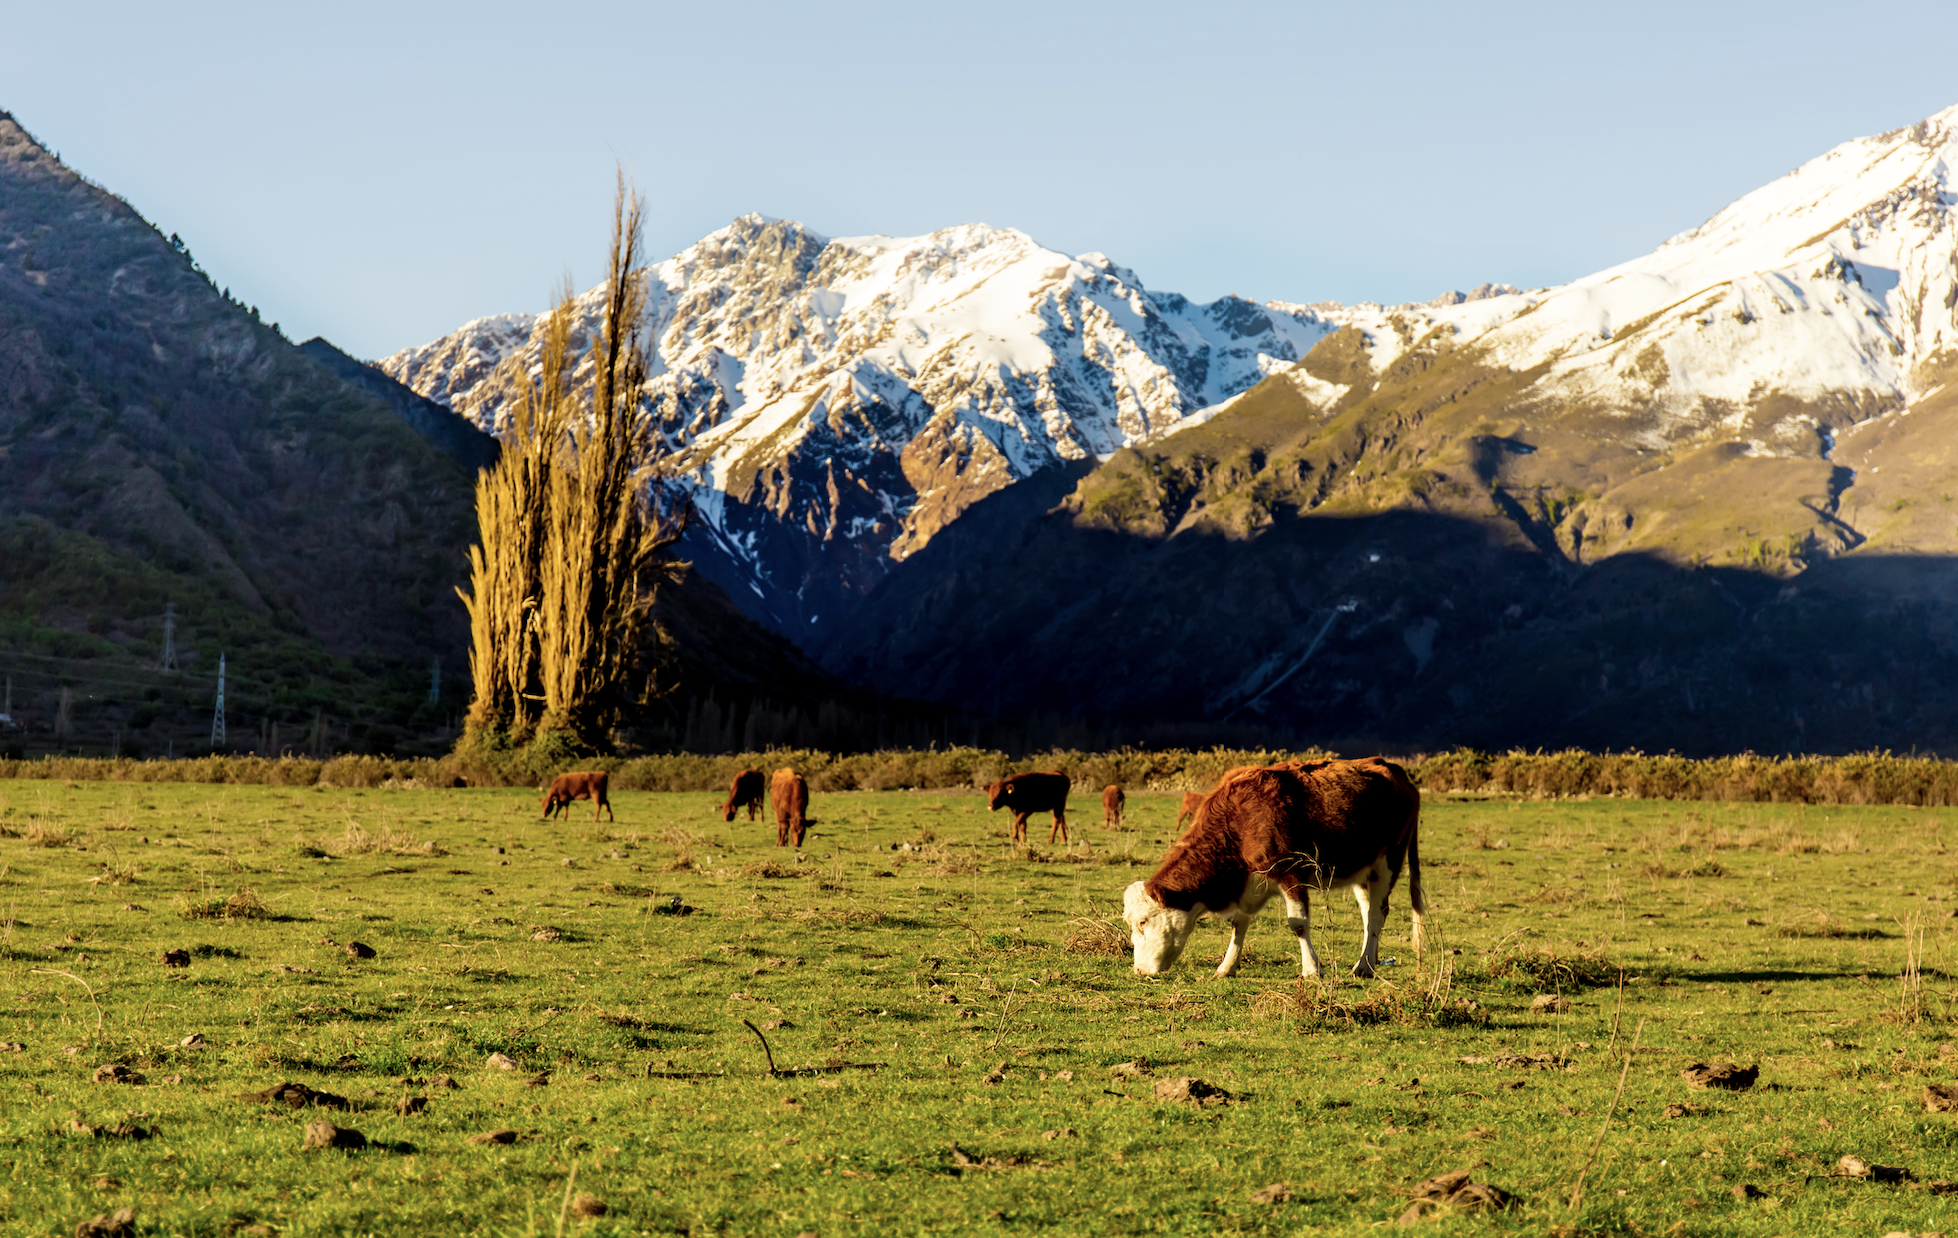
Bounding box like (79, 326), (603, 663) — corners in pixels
(1102, 784), (1125, 829)
(1123, 757), (1424, 980)
(1173, 791), (1206, 832)
(986, 771), (1070, 845)
(542, 771), (613, 822)
(772, 768), (809, 848)
(722, 769), (765, 822)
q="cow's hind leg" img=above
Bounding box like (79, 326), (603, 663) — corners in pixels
(1280, 885), (1323, 978)
(1050, 808), (1068, 845)
(1349, 856), (1395, 978)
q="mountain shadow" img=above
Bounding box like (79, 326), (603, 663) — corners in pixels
(817, 480), (1958, 757)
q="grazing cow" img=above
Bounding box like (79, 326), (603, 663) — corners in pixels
(1173, 791), (1206, 832)
(771, 768), (809, 847)
(1123, 757), (1424, 980)
(722, 769), (766, 822)
(541, 771), (613, 822)
(986, 771), (1070, 845)
(1102, 784), (1125, 829)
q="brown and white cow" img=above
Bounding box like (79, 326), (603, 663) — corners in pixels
(542, 770), (613, 822)
(722, 769), (766, 822)
(1102, 784), (1125, 829)
(771, 768), (809, 848)
(1123, 758), (1424, 979)
(986, 771), (1070, 845)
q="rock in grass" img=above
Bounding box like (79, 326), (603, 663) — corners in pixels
(91, 1065), (145, 1085)
(302, 1121), (366, 1151)
(485, 1053), (520, 1072)
(467, 1129), (519, 1146)
(158, 949), (189, 968)
(1154, 1076), (1231, 1105)
(429, 1074), (460, 1090)
(72, 1206), (136, 1237)
(1923, 1083), (1958, 1113)
(178, 1033), (205, 1050)
(569, 1194), (607, 1219)
(393, 1096), (427, 1117)
(1249, 1183), (1293, 1203)
(344, 942), (376, 960)
(1681, 1062), (1758, 1091)
(1108, 1059), (1149, 1079)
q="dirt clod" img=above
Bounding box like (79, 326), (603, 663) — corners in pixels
(344, 942), (376, 960)
(467, 1129), (519, 1145)
(1923, 1084), (1958, 1113)
(1249, 1183), (1293, 1204)
(1154, 1076), (1232, 1105)
(245, 1081), (349, 1110)
(430, 1074), (459, 1090)
(1681, 1062), (1758, 1091)
(529, 927), (563, 942)
(0, 1042), (22, 1052)
(394, 1096), (427, 1117)
(1529, 994), (1572, 1014)
(569, 1194), (607, 1219)
(485, 1053), (520, 1071)
(158, 949), (189, 968)
(1398, 1169), (1517, 1225)
(73, 1206), (136, 1237)
(1838, 1154), (1910, 1183)
(91, 1065), (144, 1085)
(1108, 1059), (1149, 1079)
(1664, 1103), (1710, 1119)
(522, 1072), (550, 1088)
(179, 1033), (206, 1050)
(1731, 1184), (1767, 1200)
(1042, 1127), (1077, 1139)
(302, 1121), (366, 1151)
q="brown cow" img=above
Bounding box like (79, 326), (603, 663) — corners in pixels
(542, 771), (613, 822)
(722, 769), (765, 822)
(1173, 791), (1206, 832)
(986, 771), (1070, 845)
(1102, 784), (1125, 829)
(1123, 758), (1424, 979)
(771, 768), (809, 847)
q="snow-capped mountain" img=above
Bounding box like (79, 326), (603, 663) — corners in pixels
(383, 217), (1335, 630)
(388, 104), (1958, 638)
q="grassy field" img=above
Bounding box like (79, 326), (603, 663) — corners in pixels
(1, 780), (1954, 1236)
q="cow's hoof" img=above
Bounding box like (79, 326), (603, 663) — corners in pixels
(1350, 962), (1376, 979)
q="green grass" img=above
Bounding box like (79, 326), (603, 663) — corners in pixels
(3, 781), (1957, 1235)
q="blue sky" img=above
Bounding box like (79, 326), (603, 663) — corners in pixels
(9, 0), (1958, 361)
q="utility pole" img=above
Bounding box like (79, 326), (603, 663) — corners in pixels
(210, 653), (226, 750)
(158, 603), (180, 673)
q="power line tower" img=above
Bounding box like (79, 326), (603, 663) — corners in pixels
(157, 603), (181, 673)
(210, 653), (226, 750)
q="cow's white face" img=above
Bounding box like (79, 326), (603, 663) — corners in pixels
(1124, 880), (1195, 975)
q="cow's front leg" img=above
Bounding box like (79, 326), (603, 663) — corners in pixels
(1215, 911), (1252, 977)
(1281, 885), (1322, 978)
(1350, 860), (1393, 977)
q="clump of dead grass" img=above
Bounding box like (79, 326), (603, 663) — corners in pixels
(179, 888), (269, 921)
(338, 822), (447, 857)
(22, 820), (73, 847)
(1252, 962), (1485, 1029)
(1477, 938), (1619, 990)
(1062, 916), (1129, 958)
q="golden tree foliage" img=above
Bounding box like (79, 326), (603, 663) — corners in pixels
(459, 174), (688, 747)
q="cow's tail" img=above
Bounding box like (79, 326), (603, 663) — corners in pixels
(1406, 787), (1427, 966)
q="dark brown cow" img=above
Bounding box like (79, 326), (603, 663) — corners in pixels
(542, 771), (613, 822)
(1123, 758), (1423, 979)
(986, 770), (1070, 845)
(771, 768), (809, 847)
(722, 769), (765, 822)
(1102, 784), (1125, 829)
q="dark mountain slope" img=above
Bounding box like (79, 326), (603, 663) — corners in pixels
(0, 110), (484, 751)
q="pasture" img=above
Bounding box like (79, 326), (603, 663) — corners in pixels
(1, 778), (1954, 1236)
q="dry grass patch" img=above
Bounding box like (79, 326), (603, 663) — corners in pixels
(179, 888), (269, 921)
(1063, 916), (1129, 958)
(339, 822), (446, 857)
